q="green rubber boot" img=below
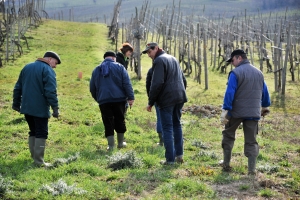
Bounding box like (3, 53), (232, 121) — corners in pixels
(34, 138), (52, 167)
(117, 133), (127, 148)
(248, 156), (257, 175)
(222, 149), (232, 172)
(107, 136), (115, 151)
(28, 136), (35, 159)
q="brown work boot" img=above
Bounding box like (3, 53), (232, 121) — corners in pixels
(222, 165), (232, 172)
(175, 156), (184, 164)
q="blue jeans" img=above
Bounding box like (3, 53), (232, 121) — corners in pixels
(159, 103), (184, 162)
(154, 103), (162, 134)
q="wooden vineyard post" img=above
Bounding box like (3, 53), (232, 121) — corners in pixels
(203, 29), (208, 89)
(282, 23), (291, 95)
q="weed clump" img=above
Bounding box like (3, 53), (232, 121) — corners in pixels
(40, 179), (86, 196)
(257, 164), (279, 174)
(192, 140), (210, 149)
(0, 174), (12, 198)
(107, 150), (143, 170)
(51, 152), (80, 168)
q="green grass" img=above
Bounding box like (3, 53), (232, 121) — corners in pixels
(0, 19), (300, 199)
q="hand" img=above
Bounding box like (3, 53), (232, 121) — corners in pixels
(220, 109), (229, 125)
(12, 105), (20, 112)
(261, 107), (270, 117)
(128, 100), (134, 109)
(146, 105), (152, 112)
(52, 107), (59, 118)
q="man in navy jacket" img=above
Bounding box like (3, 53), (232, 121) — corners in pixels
(90, 51), (134, 151)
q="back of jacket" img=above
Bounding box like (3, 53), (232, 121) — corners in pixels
(90, 59), (134, 105)
(148, 51), (187, 108)
(13, 60), (58, 118)
(230, 60), (264, 118)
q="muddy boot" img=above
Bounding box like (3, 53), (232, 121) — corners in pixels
(248, 156), (257, 175)
(222, 149), (232, 172)
(117, 133), (127, 148)
(28, 136), (35, 159)
(34, 138), (51, 167)
(107, 136), (115, 151)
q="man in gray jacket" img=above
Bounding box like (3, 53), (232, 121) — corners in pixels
(220, 49), (271, 175)
(142, 42), (187, 165)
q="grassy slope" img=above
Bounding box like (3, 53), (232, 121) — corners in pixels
(0, 19), (299, 199)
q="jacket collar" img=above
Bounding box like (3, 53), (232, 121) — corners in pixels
(36, 58), (51, 66)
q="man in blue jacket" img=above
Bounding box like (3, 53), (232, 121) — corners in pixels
(12, 51), (61, 167)
(220, 49), (271, 175)
(142, 42), (187, 165)
(90, 51), (134, 151)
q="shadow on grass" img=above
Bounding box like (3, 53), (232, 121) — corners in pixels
(6, 117), (26, 125)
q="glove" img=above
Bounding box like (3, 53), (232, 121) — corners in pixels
(12, 105), (20, 112)
(261, 107), (270, 117)
(220, 109), (229, 125)
(128, 100), (134, 109)
(52, 107), (59, 118)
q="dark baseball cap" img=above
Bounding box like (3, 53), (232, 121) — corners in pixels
(141, 42), (158, 54)
(226, 49), (246, 63)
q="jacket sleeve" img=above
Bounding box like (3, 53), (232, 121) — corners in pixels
(12, 71), (23, 108)
(122, 68), (134, 100)
(148, 60), (165, 106)
(43, 68), (59, 109)
(146, 68), (153, 97)
(222, 72), (237, 111)
(261, 81), (271, 107)
(89, 69), (97, 101)
(182, 72), (187, 89)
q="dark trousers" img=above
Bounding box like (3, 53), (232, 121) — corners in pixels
(25, 114), (49, 139)
(99, 101), (126, 137)
(222, 117), (259, 158)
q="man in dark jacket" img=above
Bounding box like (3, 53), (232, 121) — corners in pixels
(146, 65), (187, 146)
(12, 51), (61, 167)
(90, 51), (135, 151)
(220, 49), (271, 175)
(142, 42), (187, 165)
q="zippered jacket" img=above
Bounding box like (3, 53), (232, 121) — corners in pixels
(13, 59), (58, 118)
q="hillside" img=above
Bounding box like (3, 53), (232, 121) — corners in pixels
(44, 0), (300, 23)
(0, 19), (299, 199)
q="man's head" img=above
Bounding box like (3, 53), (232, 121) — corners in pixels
(226, 49), (247, 67)
(43, 51), (61, 68)
(142, 42), (159, 59)
(120, 43), (134, 58)
(103, 51), (116, 61)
